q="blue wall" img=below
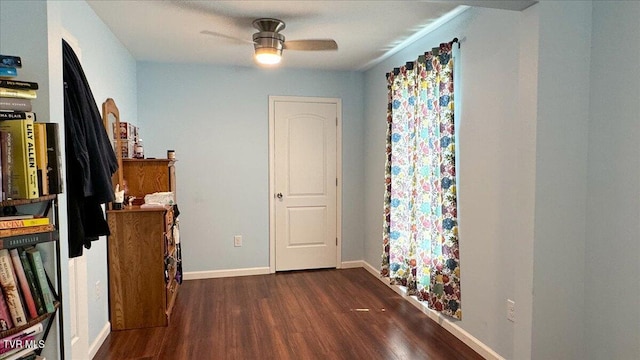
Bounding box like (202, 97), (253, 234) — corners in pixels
(137, 63), (365, 272)
(58, 0), (138, 349)
(586, 1), (640, 358)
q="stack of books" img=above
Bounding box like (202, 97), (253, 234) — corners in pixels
(0, 55), (32, 113)
(0, 54), (62, 201)
(0, 246), (54, 359)
(114, 121), (138, 159)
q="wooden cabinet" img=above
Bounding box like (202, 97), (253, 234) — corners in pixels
(107, 158), (181, 330)
(122, 159), (176, 203)
(107, 206), (177, 330)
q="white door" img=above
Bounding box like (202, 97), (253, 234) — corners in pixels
(68, 254), (88, 359)
(270, 97), (340, 271)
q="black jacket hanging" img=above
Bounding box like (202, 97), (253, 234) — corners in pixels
(62, 39), (118, 258)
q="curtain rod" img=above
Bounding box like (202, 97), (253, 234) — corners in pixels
(385, 37), (459, 78)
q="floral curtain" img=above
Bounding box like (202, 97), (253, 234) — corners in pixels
(381, 42), (461, 319)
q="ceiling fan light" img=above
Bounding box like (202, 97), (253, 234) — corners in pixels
(255, 47), (282, 65)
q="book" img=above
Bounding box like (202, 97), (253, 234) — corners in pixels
(0, 215), (33, 221)
(0, 98), (31, 112)
(32, 124), (48, 196)
(44, 123), (61, 194)
(0, 68), (17, 78)
(0, 81), (37, 91)
(0, 112), (35, 121)
(8, 249), (37, 319)
(0, 136), (3, 200)
(0, 118), (39, 199)
(0, 249), (27, 326)
(24, 248), (54, 313)
(0, 323), (43, 355)
(0, 288), (14, 330)
(0, 231), (58, 251)
(0, 56), (21, 69)
(0, 131), (11, 201)
(0, 224), (55, 238)
(0, 218), (49, 230)
(0, 89), (36, 100)
(16, 249), (44, 316)
(0, 347), (35, 360)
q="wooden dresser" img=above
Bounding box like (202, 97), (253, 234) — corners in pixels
(107, 158), (180, 330)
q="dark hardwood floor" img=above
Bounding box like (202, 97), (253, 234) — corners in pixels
(93, 268), (483, 360)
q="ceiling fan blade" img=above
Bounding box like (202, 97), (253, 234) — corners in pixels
(200, 30), (254, 45)
(283, 40), (338, 51)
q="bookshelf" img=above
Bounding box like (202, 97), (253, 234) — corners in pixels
(0, 194), (62, 357)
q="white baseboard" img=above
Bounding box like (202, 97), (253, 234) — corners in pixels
(360, 260), (504, 360)
(184, 267), (271, 280)
(88, 321), (110, 359)
(340, 260), (365, 269)
(361, 260), (381, 277)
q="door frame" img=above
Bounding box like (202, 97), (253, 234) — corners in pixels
(62, 29), (90, 360)
(268, 96), (342, 273)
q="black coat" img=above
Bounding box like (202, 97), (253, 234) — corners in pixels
(63, 39), (118, 258)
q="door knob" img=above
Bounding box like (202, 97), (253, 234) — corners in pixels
(276, 193), (283, 199)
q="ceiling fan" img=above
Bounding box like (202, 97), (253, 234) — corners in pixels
(201, 18), (338, 65)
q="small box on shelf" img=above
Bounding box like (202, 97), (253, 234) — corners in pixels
(113, 122), (137, 140)
(113, 140), (134, 159)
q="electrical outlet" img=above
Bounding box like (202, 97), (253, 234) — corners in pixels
(95, 281), (101, 300)
(234, 235), (242, 247)
(507, 299), (515, 322)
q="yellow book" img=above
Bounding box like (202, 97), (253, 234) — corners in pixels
(0, 116), (39, 199)
(0, 217), (49, 230)
(0, 87), (37, 100)
(33, 123), (48, 196)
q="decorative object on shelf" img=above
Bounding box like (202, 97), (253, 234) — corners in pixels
(113, 184), (124, 210)
(133, 138), (144, 159)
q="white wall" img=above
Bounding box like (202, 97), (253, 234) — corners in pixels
(586, 1), (640, 359)
(137, 64), (364, 272)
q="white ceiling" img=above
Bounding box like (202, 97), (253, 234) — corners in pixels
(87, 0), (536, 71)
